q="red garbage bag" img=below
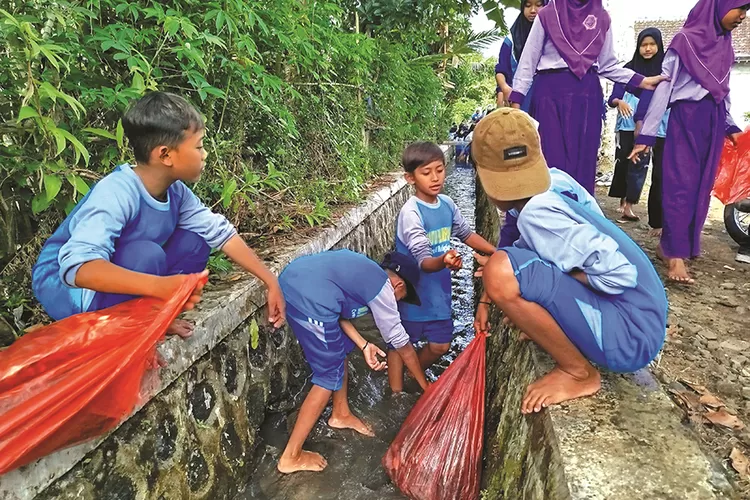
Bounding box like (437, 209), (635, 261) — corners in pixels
(713, 128), (750, 205)
(0, 274), (206, 475)
(383, 333), (487, 500)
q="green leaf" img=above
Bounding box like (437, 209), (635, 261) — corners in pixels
(67, 174), (90, 197)
(249, 318), (259, 350)
(221, 178), (237, 208)
(31, 193), (51, 214)
(48, 127), (67, 156)
(58, 129), (90, 165)
(44, 174), (62, 202)
(116, 119), (125, 149)
(17, 106), (39, 122)
(82, 127), (117, 140)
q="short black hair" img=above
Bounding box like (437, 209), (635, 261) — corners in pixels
(402, 141), (445, 173)
(122, 92), (205, 163)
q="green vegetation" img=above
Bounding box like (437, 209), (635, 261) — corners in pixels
(0, 0), (501, 335)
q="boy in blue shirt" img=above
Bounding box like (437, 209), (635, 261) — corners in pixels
(32, 92), (285, 335)
(390, 142), (496, 392)
(472, 108), (667, 413)
(276, 250), (429, 474)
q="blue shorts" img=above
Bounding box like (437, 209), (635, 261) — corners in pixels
(502, 247), (661, 372)
(285, 304), (354, 391)
(403, 319), (453, 345)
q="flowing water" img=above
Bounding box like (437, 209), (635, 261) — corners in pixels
(237, 164), (478, 500)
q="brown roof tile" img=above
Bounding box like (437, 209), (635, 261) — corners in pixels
(634, 19), (750, 58)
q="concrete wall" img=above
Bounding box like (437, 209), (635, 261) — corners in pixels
(0, 169), (413, 500)
(475, 185), (736, 500)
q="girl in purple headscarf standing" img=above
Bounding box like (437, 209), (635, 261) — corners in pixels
(630, 1), (749, 283)
(507, 0), (665, 194)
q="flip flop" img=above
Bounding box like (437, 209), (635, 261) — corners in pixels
(617, 214), (640, 223)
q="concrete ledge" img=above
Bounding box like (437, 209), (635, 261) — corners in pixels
(475, 183), (734, 499)
(0, 169), (412, 500)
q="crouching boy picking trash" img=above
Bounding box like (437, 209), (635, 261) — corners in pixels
(277, 250), (429, 473)
(472, 109), (667, 414)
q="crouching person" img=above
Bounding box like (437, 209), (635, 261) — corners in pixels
(276, 249), (429, 473)
(472, 109), (667, 414)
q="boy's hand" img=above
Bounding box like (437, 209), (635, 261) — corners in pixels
(363, 343), (387, 371)
(267, 284), (286, 328)
(158, 270), (208, 312)
(473, 252), (489, 278)
(474, 303), (491, 335)
(443, 249), (462, 271)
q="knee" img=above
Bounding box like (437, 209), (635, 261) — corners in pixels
(111, 240), (167, 275)
(171, 229), (210, 259)
(429, 342), (451, 356)
(482, 251), (520, 305)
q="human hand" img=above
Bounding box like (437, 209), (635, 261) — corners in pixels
(363, 343), (387, 371)
(616, 100), (632, 118)
(729, 132), (741, 146)
(628, 144), (651, 162)
(266, 283), (286, 328)
(510, 102), (521, 110)
(443, 249), (463, 270)
(474, 303), (491, 334)
(158, 270), (208, 312)
(502, 315), (516, 330)
(639, 75), (669, 90)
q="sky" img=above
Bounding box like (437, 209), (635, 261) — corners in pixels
(471, 0), (696, 61)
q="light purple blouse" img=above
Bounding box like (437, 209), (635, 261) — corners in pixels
(636, 49), (740, 146)
(509, 18), (643, 104)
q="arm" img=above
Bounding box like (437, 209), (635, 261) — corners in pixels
(367, 283), (429, 390)
(509, 19), (544, 105)
(448, 197), (495, 254)
(397, 205), (453, 273)
(222, 235), (285, 328)
(339, 319), (387, 371)
(518, 195), (638, 295)
(607, 83), (626, 107)
(597, 29), (644, 88)
(495, 39), (514, 96)
(635, 51), (678, 147)
(465, 233), (497, 255)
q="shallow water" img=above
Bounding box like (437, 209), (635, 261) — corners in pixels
(237, 165), (478, 500)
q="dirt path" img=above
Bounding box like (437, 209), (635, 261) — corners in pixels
(595, 166), (750, 495)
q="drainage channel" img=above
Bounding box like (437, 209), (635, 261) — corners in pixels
(236, 162), (478, 499)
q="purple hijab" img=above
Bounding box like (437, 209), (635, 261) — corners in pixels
(537, 0), (611, 79)
(669, 0), (746, 102)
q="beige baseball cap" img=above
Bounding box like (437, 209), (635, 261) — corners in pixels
(472, 108), (551, 201)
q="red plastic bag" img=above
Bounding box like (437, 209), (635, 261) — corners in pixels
(383, 333), (487, 500)
(713, 128), (750, 205)
(0, 274), (206, 475)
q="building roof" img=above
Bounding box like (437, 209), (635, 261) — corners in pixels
(633, 19), (750, 60)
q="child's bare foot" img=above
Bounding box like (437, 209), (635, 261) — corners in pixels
(521, 367), (601, 414)
(167, 319), (194, 338)
(649, 228), (662, 238)
(277, 450), (328, 474)
(328, 414), (374, 437)
(616, 200), (625, 213)
(666, 257), (694, 284)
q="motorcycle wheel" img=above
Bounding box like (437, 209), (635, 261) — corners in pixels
(724, 204), (750, 245)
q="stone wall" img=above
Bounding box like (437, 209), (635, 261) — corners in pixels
(0, 167), (415, 500)
(475, 184), (735, 500)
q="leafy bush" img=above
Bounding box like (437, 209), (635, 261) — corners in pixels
(0, 0), (498, 333)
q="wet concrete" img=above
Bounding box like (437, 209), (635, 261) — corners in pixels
(236, 165), (478, 499)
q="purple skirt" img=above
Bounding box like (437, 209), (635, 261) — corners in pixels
(530, 69), (603, 194)
(661, 97), (725, 259)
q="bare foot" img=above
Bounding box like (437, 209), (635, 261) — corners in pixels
(622, 204), (638, 219)
(277, 450), (328, 474)
(616, 201), (625, 213)
(328, 414), (375, 437)
(666, 257), (694, 284)
(167, 319), (194, 338)
(521, 367), (601, 414)
(649, 228), (662, 238)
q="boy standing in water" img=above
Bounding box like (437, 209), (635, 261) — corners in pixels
(32, 92), (285, 334)
(277, 250), (429, 473)
(473, 109), (667, 412)
(389, 142), (496, 392)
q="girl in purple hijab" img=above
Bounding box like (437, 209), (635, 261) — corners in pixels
(508, 0), (665, 194)
(630, 0), (749, 283)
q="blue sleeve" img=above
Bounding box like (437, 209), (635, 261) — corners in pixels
(517, 193), (637, 295)
(495, 38), (514, 83)
(498, 211), (521, 248)
(608, 83), (626, 107)
(396, 200), (433, 265)
(57, 174), (139, 287)
(441, 195), (472, 241)
(176, 183), (237, 249)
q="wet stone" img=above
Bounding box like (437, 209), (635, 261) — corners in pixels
(221, 420), (244, 467)
(187, 448), (210, 493)
(245, 383), (267, 429)
(248, 325), (269, 368)
(99, 473), (136, 500)
(716, 296), (740, 308)
(155, 412), (178, 462)
(190, 381), (217, 422)
(223, 352), (238, 394)
(269, 363), (286, 403)
(269, 325), (285, 348)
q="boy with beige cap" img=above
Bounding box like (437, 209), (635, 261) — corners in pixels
(472, 108), (667, 413)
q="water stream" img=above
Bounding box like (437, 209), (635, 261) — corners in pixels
(237, 164), (478, 500)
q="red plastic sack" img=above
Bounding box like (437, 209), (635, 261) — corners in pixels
(713, 128), (750, 205)
(383, 333), (487, 500)
(0, 274), (206, 475)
